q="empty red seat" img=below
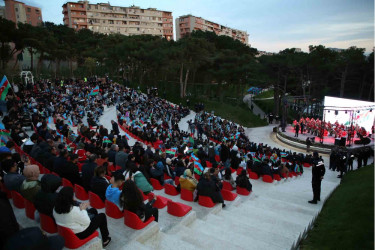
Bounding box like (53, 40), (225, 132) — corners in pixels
(262, 175), (273, 183)
(303, 163), (312, 168)
(164, 183), (179, 196)
(167, 200), (192, 217)
(222, 181), (234, 191)
(11, 191), (25, 208)
(24, 198), (36, 219)
(236, 187), (251, 196)
(150, 178), (163, 190)
(62, 178), (73, 188)
(74, 184), (89, 200)
(89, 191), (105, 209)
(124, 210), (154, 230)
(206, 161), (213, 168)
(249, 172), (259, 180)
(198, 195), (215, 208)
(273, 174), (281, 181)
(282, 173), (288, 178)
(288, 172), (295, 178)
(57, 225), (98, 249)
(221, 189), (238, 201)
(174, 176), (180, 186)
(181, 188), (194, 202)
(40, 213), (57, 234)
(105, 200), (123, 219)
(153, 195), (171, 209)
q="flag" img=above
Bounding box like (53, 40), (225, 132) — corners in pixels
(0, 129), (10, 137)
(222, 137), (228, 142)
(89, 86), (99, 96)
(0, 76), (11, 101)
(103, 136), (112, 144)
(189, 133), (194, 144)
(191, 153), (199, 162)
(281, 152), (287, 158)
(124, 132), (130, 140)
(48, 117), (53, 124)
(193, 161), (204, 175)
(249, 152), (256, 157)
(68, 117), (74, 127)
(0, 123), (5, 130)
(166, 148), (176, 156)
(84, 77), (87, 83)
(235, 132), (240, 139)
(253, 157), (261, 163)
(62, 114), (67, 120)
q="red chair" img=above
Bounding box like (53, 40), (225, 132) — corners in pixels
(236, 167), (243, 175)
(167, 200), (192, 217)
(40, 213), (57, 234)
(124, 210), (154, 230)
(215, 155), (221, 162)
(150, 178), (163, 190)
(221, 189), (238, 201)
(164, 173), (172, 180)
(164, 183), (179, 196)
(198, 195), (215, 208)
(206, 161), (213, 168)
(105, 200), (123, 219)
(24, 199), (36, 219)
(43, 167), (51, 174)
(57, 225), (98, 249)
(222, 181), (234, 191)
(230, 167), (236, 174)
(236, 187), (251, 196)
(11, 191), (26, 208)
(262, 175), (273, 183)
(89, 191), (105, 209)
(153, 195), (171, 209)
(74, 184), (89, 200)
(303, 163), (312, 168)
(181, 188), (194, 202)
(174, 176), (180, 186)
(288, 172), (295, 178)
(140, 189), (148, 201)
(62, 178), (73, 188)
(282, 173), (288, 178)
(273, 174), (281, 181)
(249, 172), (259, 180)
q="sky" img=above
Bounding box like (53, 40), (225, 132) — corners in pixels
(1, 0), (374, 53)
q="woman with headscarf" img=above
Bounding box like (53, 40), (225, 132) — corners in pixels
(179, 169), (198, 192)
(20, 164), (41, 203)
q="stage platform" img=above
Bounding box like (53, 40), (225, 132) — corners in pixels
(276, 125), (374, 154)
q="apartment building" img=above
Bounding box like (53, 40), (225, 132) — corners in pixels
(4, 0), (43, 26)
(176, 14), (249, 45)
(62, 1), (173, 40)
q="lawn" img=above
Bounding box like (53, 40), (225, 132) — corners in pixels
(253, 89), (275, 115)
(300, 164), (374, 250)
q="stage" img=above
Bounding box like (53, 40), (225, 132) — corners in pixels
(276, 125), (374, 154)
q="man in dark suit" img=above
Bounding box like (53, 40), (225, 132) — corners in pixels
(81, 154), (98, 191)
(309, 154), (325, 204)
(111, 120), (120, 135)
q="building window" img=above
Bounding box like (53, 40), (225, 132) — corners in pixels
(27, 8), (31, 12)
(15, 8), (18, 12)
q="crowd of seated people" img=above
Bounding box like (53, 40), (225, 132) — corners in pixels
(0, 77), (329, 248)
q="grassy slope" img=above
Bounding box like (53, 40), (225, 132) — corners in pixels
(301, 164), (374, 250)
(253, 90), (275, 115)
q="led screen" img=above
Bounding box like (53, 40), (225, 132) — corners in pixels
(324, 96), (375, 132)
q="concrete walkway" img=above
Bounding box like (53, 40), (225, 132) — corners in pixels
(243, 94), (267, 118)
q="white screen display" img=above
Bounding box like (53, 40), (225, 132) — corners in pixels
(324, 96), (375, 131)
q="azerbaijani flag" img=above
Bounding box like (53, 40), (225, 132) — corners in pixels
(0, 76), (11, 101)
(124, 132), (130, 140)
(89, 86), (99, 96)
(193, 161), (204, 175)
(103, 136), (112, 144)
(191, 153), (199, 162)
(68, 117), (74, 127)
(166, 148), (176, 156)
(281, 152), (288, 158)
(189, 133), (194, 144)
(0, 129), (10, 136)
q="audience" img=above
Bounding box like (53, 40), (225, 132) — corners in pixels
(105, 174), (125, 208)
(20, 164), (41, 203)
(34, 174), (62, 218)
(90, 166), (109, 202)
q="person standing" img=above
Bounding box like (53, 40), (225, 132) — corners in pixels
(309, 158), (325, 204)
(295, 123), (300, 137)
(111, 120), (120, 136)
(300, 122), (305, 135)
(306, 137), (312, 153)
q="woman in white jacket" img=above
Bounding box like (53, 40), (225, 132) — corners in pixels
(53, 187), (111, 247)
